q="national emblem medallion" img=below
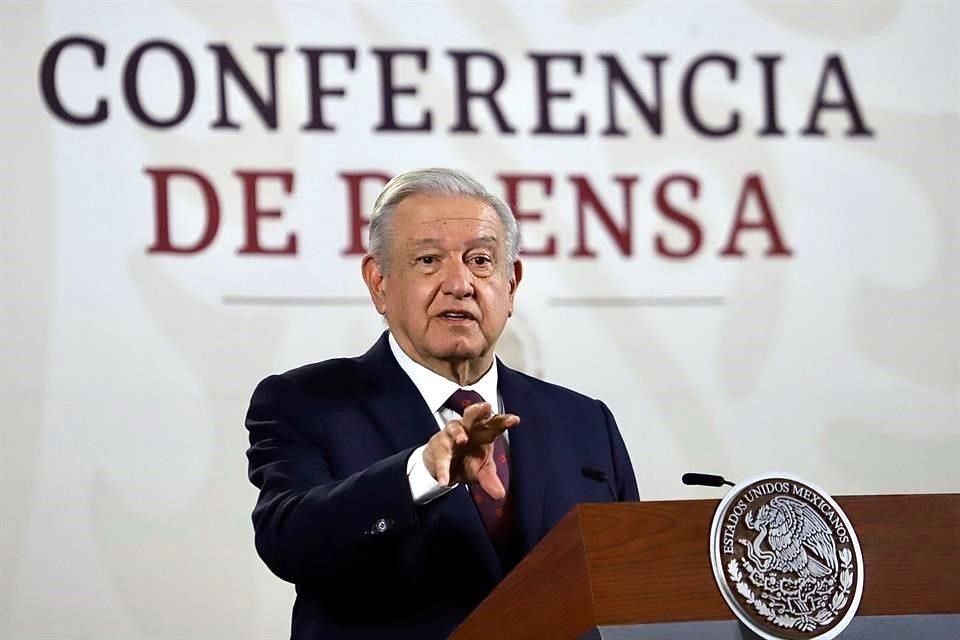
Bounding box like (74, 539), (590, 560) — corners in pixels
(709, 474), (864, 640)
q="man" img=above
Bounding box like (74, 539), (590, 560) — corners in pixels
(245, 168), (639, 639)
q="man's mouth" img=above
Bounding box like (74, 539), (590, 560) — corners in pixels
(438, 311), (476, 321)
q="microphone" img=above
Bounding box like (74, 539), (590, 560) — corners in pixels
(682, 472), (735, 488)
(582, 466), (618, 502)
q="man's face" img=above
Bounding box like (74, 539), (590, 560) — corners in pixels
(362, 193), (521, 378)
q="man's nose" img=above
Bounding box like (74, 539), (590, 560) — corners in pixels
(440, 260), (474, 298)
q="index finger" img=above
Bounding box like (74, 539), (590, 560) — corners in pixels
(464, 410), (520, 442)
(461, 401), (494, 426)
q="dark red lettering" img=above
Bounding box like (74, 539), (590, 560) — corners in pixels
(497, 174), (556, 256)
(145, 167), (219, 254)
(719, 174), (793, 257)
(235, 170), (296, 255)
(340, 171), (391, 255)
(654, 174), (702, 258)
(570, 175), (637, 257)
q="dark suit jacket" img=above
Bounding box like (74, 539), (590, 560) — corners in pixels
(246, 332), (639, 639)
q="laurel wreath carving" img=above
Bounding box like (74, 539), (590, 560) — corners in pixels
(728, 547), (854, 632)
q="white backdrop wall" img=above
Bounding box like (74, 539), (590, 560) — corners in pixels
(1, 1), (958, 638)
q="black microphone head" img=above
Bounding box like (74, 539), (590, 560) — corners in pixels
(682, 472), (727, 487)
(582, 466), (607, 481)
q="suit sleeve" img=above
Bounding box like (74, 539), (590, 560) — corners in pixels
(245, 373), (422, 585)
(598, 400), (641, 501)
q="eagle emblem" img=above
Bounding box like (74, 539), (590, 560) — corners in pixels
(710, 474), (864, 640)
(743, 496), (837, 581)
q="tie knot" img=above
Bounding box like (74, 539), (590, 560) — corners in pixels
(443, 389), (485, 415)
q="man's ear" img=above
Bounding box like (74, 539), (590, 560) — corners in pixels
(507, 259), (523, 316)
(361, 254), (387, 314)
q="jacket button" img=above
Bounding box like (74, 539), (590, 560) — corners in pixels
(375, 518), (388, 533)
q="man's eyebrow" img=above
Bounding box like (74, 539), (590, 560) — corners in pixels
(466, 236), (499, 248)
(410, 238), (442, 248)
(407, 236), (500, 249)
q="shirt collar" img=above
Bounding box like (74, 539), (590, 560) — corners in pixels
(388, 332), (499, 414)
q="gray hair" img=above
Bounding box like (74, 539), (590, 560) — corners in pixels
(368, 168), (520, 271)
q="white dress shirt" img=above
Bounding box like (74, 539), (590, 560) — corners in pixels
(388, 333), (505, 504)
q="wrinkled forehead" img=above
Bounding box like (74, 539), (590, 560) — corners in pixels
(391, 194), (505, 247)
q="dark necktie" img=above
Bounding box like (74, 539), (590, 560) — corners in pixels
(442, 389), (513, 546)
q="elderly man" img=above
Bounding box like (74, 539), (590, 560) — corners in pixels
(245, 168), (639, 639)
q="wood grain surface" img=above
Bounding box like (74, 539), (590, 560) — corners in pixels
(452, 494), (960, 639)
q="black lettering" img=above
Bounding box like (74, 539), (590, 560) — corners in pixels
(448, 49), (515, 134)
(372, 48), (432, 131)
(801, 55), (874, 137)
(756, 54), (785, 136)
(530, 52), (586, 135)
(209, 44), (283, 130)
(600, 53), (666, 136)
(39, 36), (108, 125)
(681, 53), (740, 137)
(124, 40), (195, 128)
(299, 47), (356, 131)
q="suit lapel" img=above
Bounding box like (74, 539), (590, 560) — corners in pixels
(358, 332), (439, 452)
(433, 485), (505, 582)
(498, 360), (549, 552)
(359, 332), (504, 580)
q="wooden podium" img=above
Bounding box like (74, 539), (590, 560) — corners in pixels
(452, 495), (960, 639)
